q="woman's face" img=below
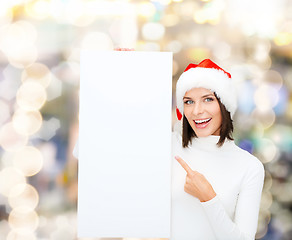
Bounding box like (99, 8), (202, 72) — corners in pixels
(183, 87), (222, 137)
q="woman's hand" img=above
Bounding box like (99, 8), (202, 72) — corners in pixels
(175, 156), (216, 202)
(114, 47), (135, 51)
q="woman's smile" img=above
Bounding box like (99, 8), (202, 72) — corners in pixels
(193, 118), (212, 129)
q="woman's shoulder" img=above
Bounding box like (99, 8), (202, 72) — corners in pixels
(232, 143), (264, 174)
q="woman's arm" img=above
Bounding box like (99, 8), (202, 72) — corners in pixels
(176, 155), (265, 240)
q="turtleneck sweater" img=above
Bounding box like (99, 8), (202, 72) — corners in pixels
(171, 131), (264, 240)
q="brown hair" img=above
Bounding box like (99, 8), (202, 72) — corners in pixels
(182, 93), (234, 148)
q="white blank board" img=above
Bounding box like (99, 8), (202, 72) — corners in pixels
(78, 51), (173, 238)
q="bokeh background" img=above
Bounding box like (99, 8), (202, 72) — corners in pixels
(0, 0), (291, 239)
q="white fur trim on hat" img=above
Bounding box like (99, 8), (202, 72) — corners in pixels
(176, 67), (237, 118)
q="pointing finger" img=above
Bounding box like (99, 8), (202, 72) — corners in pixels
(175, 156), (193, 175)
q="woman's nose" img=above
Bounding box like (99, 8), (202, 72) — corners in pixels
(192, 102), (204, 115)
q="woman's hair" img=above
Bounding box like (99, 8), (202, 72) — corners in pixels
(182, 93), (234, 148)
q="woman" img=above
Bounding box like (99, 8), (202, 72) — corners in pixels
(171, 59), (264, 239)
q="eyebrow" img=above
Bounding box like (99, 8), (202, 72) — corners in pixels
(183, 94), (214, 100)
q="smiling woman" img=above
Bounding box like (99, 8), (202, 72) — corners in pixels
(172, 59), (265, 240)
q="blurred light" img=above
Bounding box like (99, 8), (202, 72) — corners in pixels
(0, 64), (22, 101)
(7, 45), (38, 69)
(151, 0), (172, 5)
(173, 0), (183, 2)
(0, 219), (10, 239)
(12, 146), (43, 176)
(21, 63), (52, 88)
(85, 1), (135, 16)
(193, 2), (223, 25)
(64, 47), (80, 63)
(165, 40), (182, 53)
(0, 122), (28, 152)
(0, 99), (10, 125)
(251, 108), (276, 129)
(0, 21), (37, 50)
(81, 32), (113, 51)
(64, 0), (95, 27)
(9, 184), (39, 210)
(8, 207), (39, 234)
(213, 42), (231, 60)
(0, 5), (13, 25)
(266, 124), (292, 152)
(263, 70), (283, 89)
(141, 42), (160, 51)
(273, 86), (289, 115)
(274, 32), (292, 46)
(260, 190), (273, 210)
(237, 81), (256, 114)
(7, 230), (37, 240)
(257, 138), (278, 163)
(0, 167), (26, 197)
(256, 209), (269, 239)
(172, 60), (179, 76)
(25, 0), (50, 20)
(16, 82), (47, 111)
(0, 21), (38, 68)
(263, 171), (272, 191)
(137, 2), (156, 18)
(187, 48), (210, 62)
(46, 74), (63, 100)
(142, 22), (165, 41)
(162, 14), (180, 27)
(12, 109), (42, 136)
(254, 84), (279, 112)
(35, 117), (60, 141)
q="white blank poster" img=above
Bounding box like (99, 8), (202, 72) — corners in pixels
(78, 51), (173, 238)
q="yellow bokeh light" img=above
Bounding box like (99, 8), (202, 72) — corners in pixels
(0, 167), (26, 197)
(187, 48), (210, 62)
(9, 184), (39, 209)
(12, 146), (43, 176)
(12, 109), (43, 136)
(25, 0), (50, 20)
(21, 63), (52, 88)
(0, 122), (28, 152)
(7, 230), (37, 240)
(8, 207), (39, 234)
(16, 82), (47, 111)
(137, 2), (156, 18)
(274, 32), (292, 46)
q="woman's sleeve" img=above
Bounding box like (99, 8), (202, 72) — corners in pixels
(73, 138), (79, 159)
(200, 160), (265, 240)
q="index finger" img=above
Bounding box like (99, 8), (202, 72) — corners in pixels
(175, 156), (193, 174)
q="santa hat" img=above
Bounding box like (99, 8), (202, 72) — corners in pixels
(176, 59), (237, 120)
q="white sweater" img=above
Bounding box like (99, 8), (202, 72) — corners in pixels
(171, 131), (264, 240)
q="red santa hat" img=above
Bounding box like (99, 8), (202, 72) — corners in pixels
(176, 59), (237, 120)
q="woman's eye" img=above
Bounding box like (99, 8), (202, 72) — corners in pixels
(205, 98), (214, 102)
(184, 100), (194, 104)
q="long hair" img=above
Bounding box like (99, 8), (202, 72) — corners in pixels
(182, 93), (234, 148)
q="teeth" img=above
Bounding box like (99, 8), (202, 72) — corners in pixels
(195, 118), (211, 124)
